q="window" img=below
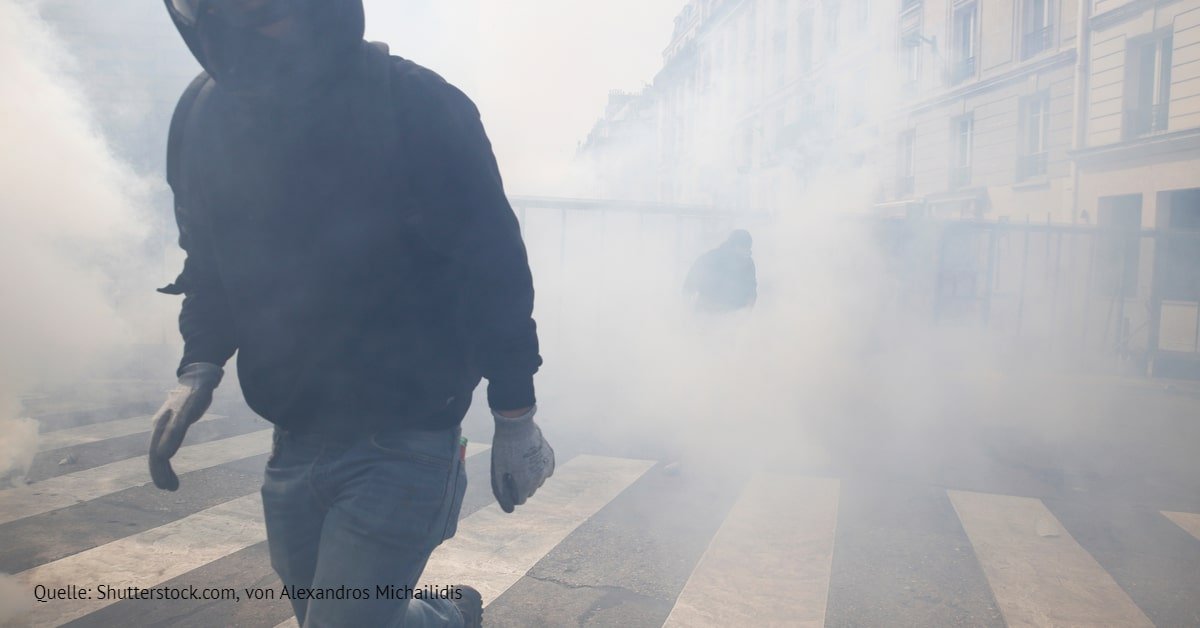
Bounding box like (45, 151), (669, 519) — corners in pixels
(739, 126), (753, 171)
(900, 29), (922, 91)
(950, 113), (973, 188)
(1159, 189), (1200, 302)
(768, 107), (786, 160)
(1022, 0), (1054, 59)
(775, 0), (789, 89)
(1017, 92), (1050, 180)
(774, 0), (788, 89)
(901, 0), (922, 13)
(897, 129), (916, 196)
(774, 28), (787, 88)
(1095, 195), (1142, 299)
(825, 3), (840, 51)
(1125, 33), (1173, 138)
(858, 0), (871, 27)
(745, 9), (758, 104)
(951, 3), (977, 84)
(797, 11), (814, 74)
(745, 9), (757, 65)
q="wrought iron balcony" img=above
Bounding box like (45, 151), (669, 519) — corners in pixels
(1022, 26), (1053, 60)
(949, 56), (976, 85)
(1016, 152), (1048, 181)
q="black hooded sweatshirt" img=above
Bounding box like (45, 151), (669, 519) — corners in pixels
(163, 1), (541, 432)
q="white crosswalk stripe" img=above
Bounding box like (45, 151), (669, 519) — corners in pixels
(948, 489), (1154, 627)
(19, 493), (266, 627)
(35, 414), (224, 452)
(273, 454), (654, 628)
(1163, 510), (1200, 542)
(6, 412), (1199, 628)
(419, 455), (654, 603)
(0, 430), (272, 526)
(663, 474), (839, 628)
(16, 443), (492, 627)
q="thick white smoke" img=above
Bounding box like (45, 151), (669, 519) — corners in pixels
(363, 0), (684, 195)
(0, 0), (158, 480)
(515, 5), (1123, 485)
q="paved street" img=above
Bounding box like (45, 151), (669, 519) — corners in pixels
(3, 381), (1200, 627)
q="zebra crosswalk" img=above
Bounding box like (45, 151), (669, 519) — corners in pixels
(664, 475), (839, 627)
(1164, 510), (1200, 542)
(34, 415), (222, 453)
(2, 405), (1200, 627)
(0, 430), (271, 526)
(948, 490), (1153, 627)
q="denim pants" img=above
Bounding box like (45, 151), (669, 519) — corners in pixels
(261, 423), (469, 627)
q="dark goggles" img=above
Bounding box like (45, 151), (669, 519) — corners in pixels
(167, 0), (298, 29)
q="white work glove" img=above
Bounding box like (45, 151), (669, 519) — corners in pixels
(491, 405), (555, 513)
(148, 362), (223, 491)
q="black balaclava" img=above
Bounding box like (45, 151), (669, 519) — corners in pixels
(165, 0), (365, 102)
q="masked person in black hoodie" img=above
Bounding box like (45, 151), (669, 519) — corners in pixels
(683, 230), (757, 313)
(147, 1), (554, 625)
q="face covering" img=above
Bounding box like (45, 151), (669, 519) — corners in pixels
(168, 0), (296, 30)
(196, 11), (299, 88)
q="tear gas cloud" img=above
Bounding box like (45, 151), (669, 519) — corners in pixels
(363, 0), (686, 194)
(3, 0), (1198, 581)
(0, 0), (166, 483)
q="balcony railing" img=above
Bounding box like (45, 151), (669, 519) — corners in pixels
(896, 175), (915, 197)
(949, 56), (976, 85)
(1124, 105), (1170, 139)
(1022, 26), (1054, 60)
(1016, 152), (1048, 181)
(949, 165), (971, 189)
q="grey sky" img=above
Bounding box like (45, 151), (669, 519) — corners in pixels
(364, 0), (685, 193)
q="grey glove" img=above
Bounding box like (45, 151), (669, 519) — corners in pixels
(148, 362), (223, 491)
(491, 405), (555, 513)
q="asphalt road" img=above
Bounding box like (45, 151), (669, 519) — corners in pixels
(3, 378), (1199, 627)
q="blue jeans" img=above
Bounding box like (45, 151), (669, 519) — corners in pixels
(261, 424), (468, 627)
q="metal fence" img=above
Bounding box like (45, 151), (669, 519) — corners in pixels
(862, 217), (1200, 378)
(510, 196), (1200, 379)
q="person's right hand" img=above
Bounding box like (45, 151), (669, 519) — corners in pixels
(148, 362), (223, 491)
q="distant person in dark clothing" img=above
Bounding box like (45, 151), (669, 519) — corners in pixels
(683, 230), (757, 312)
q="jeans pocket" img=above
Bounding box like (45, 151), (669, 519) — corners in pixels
(367, 431), (454, 471)
(266, 428), (284, 468)
(441, 458), (467, 542)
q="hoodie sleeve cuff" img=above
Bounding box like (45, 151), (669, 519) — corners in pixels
(486, 373), (536, 412)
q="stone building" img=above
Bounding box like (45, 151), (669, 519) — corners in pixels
(579, 0), (1200, 373)
(580, 0), (1200, 225)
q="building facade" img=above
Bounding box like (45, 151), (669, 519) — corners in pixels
(579, 0), (1200, 374)
(579, 0), (1200, 223)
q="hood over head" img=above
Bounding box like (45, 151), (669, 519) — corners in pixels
(724, 229), (753, 252)
(165, 0), (365, 98)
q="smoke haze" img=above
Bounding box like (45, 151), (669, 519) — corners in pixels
(0, 0), (157, 479)
(2, 1), (1199, 624)
(362, 0), (684, 193)
(5, 0), (1187, 492)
